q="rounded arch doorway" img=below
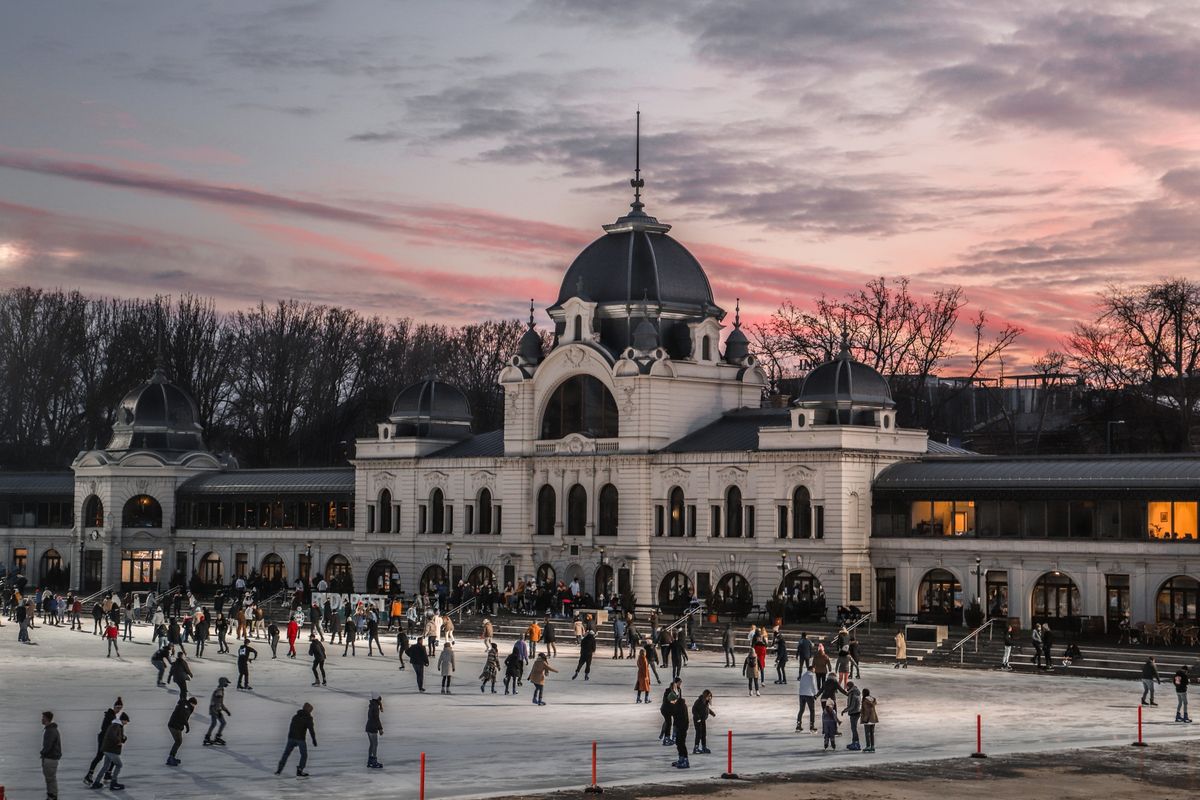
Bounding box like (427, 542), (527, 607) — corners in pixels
(779, 569), (826, 622)
(368, 560), (398, 594)
(536, 563), (556, 587)
(917, 568), (962, 624)
(711, 572), (753, 616)
(658, 571), (693, 614)
(467, 566), (496, 589)
(324, 554), (353, 593)
(1031, 571), (1081, 628)
(260, 553), (287, 592)
(420, 565), (447, 596)
(1156, 575), (1198, 623)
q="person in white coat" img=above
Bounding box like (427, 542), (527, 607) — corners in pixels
(796, 668), (818, 731)
(438, 641), (456, 694)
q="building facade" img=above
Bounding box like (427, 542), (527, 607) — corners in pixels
(1, 186), (1197, 630)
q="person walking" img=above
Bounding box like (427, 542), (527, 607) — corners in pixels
(267, 619), (280, 658)
(721, 623), (735, 667)
(481, 616), (494, 653)
(406, 639), (429, 692)
(691, 690), (714, 755)
(83, 698), (123, 786)
(275, 703), (317, 778)
(1141, 656), (1161, 705)
(104, 619), (120, 658)
(1031, 623), (1043, 670)
(1001, 626), (1015, 671)
(635, 646), (652, 703)
(670, 691), (690, 769)
(203, 677), (231, 746)
(612, 614), (626, 659)
(165, 696), (197, 766)
(237, 637), (257, 689)
(1040, 623), (1054, 671)
(1174, 665), (1192, 723)
(573, 629), (596, 680)
(41, 710), (61, 800)
(480, 643), (500, 693)
(365, 693), (384, 769)
(89, 712), (130, 790)
(774, 632), (789, 684)
(528, 652), (557, 705)
(659, 679), (681, 744)
(438, 640), (456, 693)
(742, 648), (762, 696)
(796, 667), (818, 732)
(503, 642), (524, 695)
(821, 700), (838, 751)
(841, 680), (862, 750)
(861, 689), (878, 752)
(309, 634), (327, 686)
(893, 631), (907, 669)
(170, 650), (192, 697)
(287, 616), (299, 658)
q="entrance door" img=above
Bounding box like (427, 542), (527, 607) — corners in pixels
(1106, 574), (1130, 631)
(875, 569), (896, 623)
(83, 550), (103, 592)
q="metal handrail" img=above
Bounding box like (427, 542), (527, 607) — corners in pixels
(951, 617), (1000, 663)
(664, 605), (704, 634)
(444, 597), (475, 621)
(79, 584), (118, 606)
(844, 612), (873, 637)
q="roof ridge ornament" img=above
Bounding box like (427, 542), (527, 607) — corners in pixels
(603, 109), (671, 234)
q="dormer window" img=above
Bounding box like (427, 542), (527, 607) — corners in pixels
(573, 315), (582, 341)
(702, 336), (711, 361)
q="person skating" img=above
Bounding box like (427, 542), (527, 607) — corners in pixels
(215, 613), (229, 654)
(287, 616), (299, 658)
(366, 611), (382, 656)
(669, 633), (686, 681)
(83, 697), (122, 786)
(812, 643), (831, 688)
(893, 630), (907, 669)
(774, 632), (789, 684)
(1174, 665), (1192, 723)
(796, 631), (813, 676)
(612, 613), (626, 659)
(836, 646), (854, 689)
(861, 689), (878, 751)
(170, 650), (192, 697)
(720, 623), (735, 667)
(151, 643), (173, 686)
(343, 614), (358, 656)
(480, 643), (500, 693)
(481, 616), (494, 653)
(1142, 656), (1161, 705)
(641, 636), (662, 685)
(635, 646), (652, 703)
(742, 648), (762, 696)
(821, 700), (837, 751)
(841, 680), (862, 750)
(691, 690), (714, 755)
(542, 615), (557, 658)
(797, 667), (818, 732)
(365, 693), (384, 769)
(103, 619), (120, 658)
(41, 710), (62, 800)
(204, 677), (232, 746)
(165, 696), (197, 766)
(573, 628), (596, 680)
(309, 634), (327, 686)
(89, 711), (130, 790)
(819, 669), (848, 712)
(659, 679), (681, 744)
(275, 703), (317, 778)
(237, 637), (257, 689)
(267, 619), (280, 658)
(528, 652), (557, 705)
(193, 611), (208, 658)
(503, 643), (523, 695)
(406, 639), (429, 692)
(396, 627), (409, 670)
(848, 635), (863, 679)
(670, 691), (690, 768)
(438, 640), (456, 693)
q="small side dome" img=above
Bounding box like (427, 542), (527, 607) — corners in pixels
(632, 315), (659, 352)
(107, 367), (206, 452)
(796, 342), (893, 426)
(723, 299), (750, 364)
(517, 300), (544, 365)
(389, 379), (473, 439)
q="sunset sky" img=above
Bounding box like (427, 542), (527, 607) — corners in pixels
(3, 1), (1200, 367)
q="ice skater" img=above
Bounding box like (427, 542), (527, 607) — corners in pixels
(287, 616), (299, 658)
(365, 693), (384, 769)
(406, 639), (429, 692)
(635, 646), (652, 703)
(572, 628), (596, 680)
(237, 637), (257, 689)
(151, 643), (173, 686)
(480, 643), (499, 693)
(396, 627), (409, 670)
(41, 710), (61, 800)
(742, 648), (762, 696)
(528, 652), (557, 705)
(170, 649), (193, 696)
(89, 711), (130, 790)
(692, 690), (714, 755)
(438, 640), (456, 693)
(861, 688), (878, 751)
(204, 677), (231, 746)
(165, 696), (197, 766)
(104, 619), (120, 658)
(83, 698), (122, 786)
(309, 633), (327, 686)
(669, 690), (690, 768)
(275, 703), (317, 778)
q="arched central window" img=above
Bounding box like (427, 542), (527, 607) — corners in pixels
(668, 487), (685, 537)
(725, 486), (743, 538)
(82, 495), (104, 528)
(478, 488), (493, 535)
(567, 484), (587, 536)
(122, 494), (162, 528)
(430, 488), (445, 534)
(792, 486), (812, 539)
(598, 484), (618, 536)
(378, 489), (392, 534)
(536, 485), (556, 536)
(540, 375), (619, 440)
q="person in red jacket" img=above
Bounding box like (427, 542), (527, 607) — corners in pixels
(287, 617), (300, 659)
(104, 621), (121, 658)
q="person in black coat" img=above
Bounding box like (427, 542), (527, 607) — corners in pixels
(1041, 625), (1055, 671)
(670, 636), (687, 681)
(237, 638), (258, 690)
(670, 694), (690, 769)
(819, 672), (847, 710)
(365, 694), (384, 769)
(573, 630), (597, 680)
(774, 633), (789, 684)
(396, 628), (409, 670)
(170, 651), (192, 697)
(276, 703), (317, 777)
(406, 641), (429, 692)
(83, 698), (122, 785)
(691, 690), (715, 754)
(309, 635), (327, 686)
(165, 697), (197, 766)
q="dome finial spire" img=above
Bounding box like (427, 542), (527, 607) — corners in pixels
(527, 298), (535, 329)
(734, 297), (742, 328)
(838, 319), (851, 359)
(630, 107), (645, 214)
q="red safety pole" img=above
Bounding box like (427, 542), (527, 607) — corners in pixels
(420, 752), (426, 800)
(970, 714), (987, 758)
(1132, 705), (1149, 747)
(584, 739), (603, 793)
(721, 729), (739, 779)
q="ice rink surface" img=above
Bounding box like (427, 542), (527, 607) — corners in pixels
(1, 621), (1194, 799)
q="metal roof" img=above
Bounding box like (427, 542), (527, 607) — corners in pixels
(874, 456), (1200, 492)
(178, 468), (354, 495)
(0, 472), (74, 496)
(432, 430), (505, 459)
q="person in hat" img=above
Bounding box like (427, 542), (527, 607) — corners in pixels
(276, 702), (317, 778)
(365, 693), (384, 769)
(83, 697), (123, 786)
(204, 677), (232, 746)
(89, 711), (130, 790)
(165, 696), (197, 766)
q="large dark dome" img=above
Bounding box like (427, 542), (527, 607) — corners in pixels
(389, 379), (473, 439)
(798, 346), (894, 408)
(106, 367), (206, 452)
(555, 230), (717, 312)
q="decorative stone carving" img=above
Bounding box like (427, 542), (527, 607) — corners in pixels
(662, 467), (690, 491)
(565, 347), (585, 367)
(620, 385), (636, 414)
(422, 471), (449, 491)
(471, 470), (497, 491)
(716, 466), (747, 487)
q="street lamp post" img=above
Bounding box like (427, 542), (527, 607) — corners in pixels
(445, 542), (453, 587)
(190, 539), (197, 579)
(598, 545), (608, 596)
(77, 535), (86, 593)
(973, 556), (983, 607)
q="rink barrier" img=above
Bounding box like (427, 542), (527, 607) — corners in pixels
(970, 714), (987, 758)
(1132, 705), (1149, 747)
(584, 739), (603, 793)
(420, 751), (426, 800)
(721, 729), (739, 779)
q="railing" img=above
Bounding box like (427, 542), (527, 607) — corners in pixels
(844, 611), (873, 637)
(79, 584), (118, 606)
(445, 597), (476, 622)
(951, 617), (1001, 664)
(664, 604), (704, 635)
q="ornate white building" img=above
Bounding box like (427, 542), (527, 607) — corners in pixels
(1, 178), (1197, 631)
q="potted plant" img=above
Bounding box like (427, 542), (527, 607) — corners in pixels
(964, 601), (985, 628)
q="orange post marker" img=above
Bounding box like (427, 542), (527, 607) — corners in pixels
(584, 739), (603, 793)
(970, 714), (987, 758)
(420, 752), (426, 800)
(721, 729), (739, 779)
(1132, 704), (1149, 747)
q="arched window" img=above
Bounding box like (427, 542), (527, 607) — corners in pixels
(368, 559), (397, 593)
(658, 571), (693, 613)
(260, 553), (286, 583)
(918, 568), (962, 623)
(668, 487), (686, 537)
(430, 488), (445, 534)
(1157, 575), (1199, 623)
(792, 486), (812, 539)
(725, 486), (743, 538)
(478, 488), (493, 535)
(122, 494), (162, 528)
(595, 564), (614, 597)
(40, 548), (65, 589)
(536, 563), (556, 586)
(1032, 571), (1080, 623)
(82, 495), (104, 528)
(540, 375), (619, 440)
(598, 484), (618, 537)
(712, 572), (753, 615)
(779, 570), (826, 622)
(378, 489), (392, 534)
(701, 336), (711, 361)
(325, 554), (353, 592)
(199, 552), (223, 585)
(420, 565), (447, 595)
(536, 485), (556, 535)
(567, 484), (587, 536)
(573, 315), (582, 340)
(468, 566), (495, 588)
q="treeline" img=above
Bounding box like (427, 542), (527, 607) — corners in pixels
(0, 288), (534, 469)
